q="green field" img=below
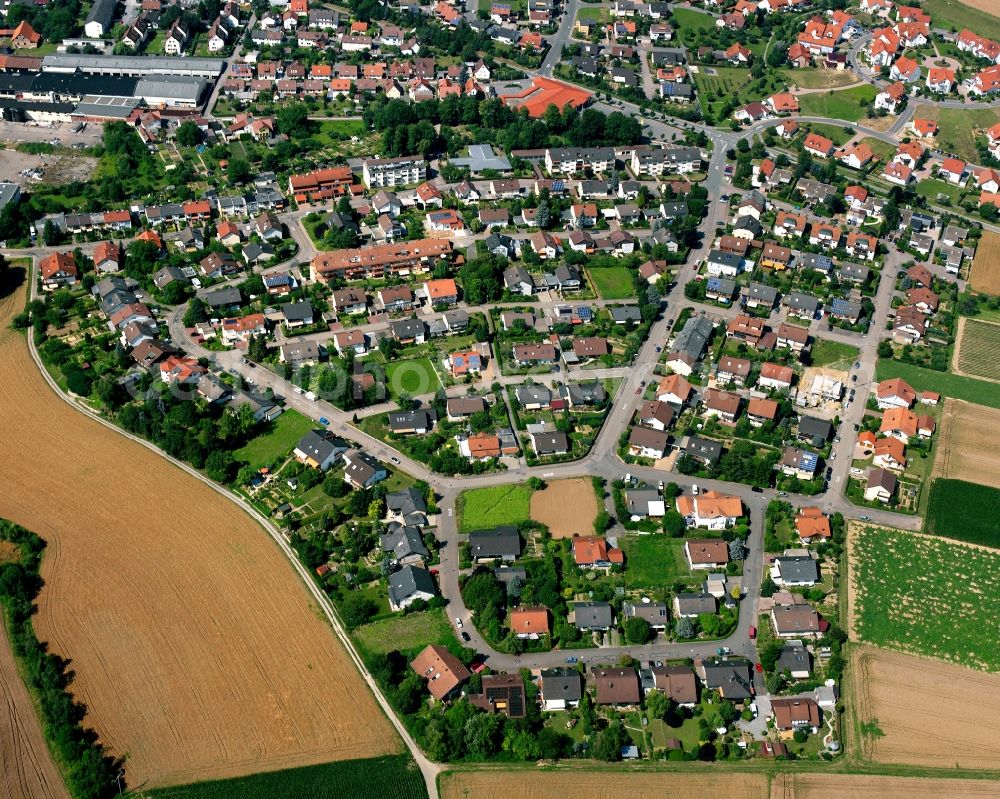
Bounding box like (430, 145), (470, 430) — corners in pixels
(457, 484), (532, 531)
(622, 535), (693, 589)
(957, 318), (1000, 381)
(798, 85), (877, 122)
(146, 756), (427, 799)
(921, 0), (1000, 42)
(859, 137), (895, 163)
(925, 478), (1000, 548)
(913, 104), (1000, 164)
(806, 122), (853, 146)
(692, 66), (750, 114)
(875, 359), (1000, 409)
(913, 176), (965, 204)
(234, 410), (315, 470)
(672, 6), (717, 39)
(810, 339), (859, 370)
(853, 524), (1000, 671)
(588, 267), (635, 299)
(385, 358), (441, 396)
(355, 609), (455, 655)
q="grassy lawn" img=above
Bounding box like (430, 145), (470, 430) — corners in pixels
(805, 122), (853, 146)
(575, 6), (609, 24)
(778, 68), (859, 90)
(622, 536), (693, 590)
(384, 357), (441, 397)
(799, 85), (877, 122)
(859, 137), (896, 163)
(925, 479), (1000, 548)
(875, 359), (1000, 409)
(810, 339), (859, 369)
(457, 484), (533, 531)
(672, 6), (717, 39)
(354, 608), (456, 656)
(853, 524), (1000, 672)
(314, 118), (367, 144)
(145, 756), (427, 799)
(234, 410), (315, 470)
(913, 104), (1000, 164)
(588, 267), (635, 299)
(921, 0), (1000, 42)
(913, 176), (965, 204)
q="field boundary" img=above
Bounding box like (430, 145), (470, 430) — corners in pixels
(15, 266), (438, 798)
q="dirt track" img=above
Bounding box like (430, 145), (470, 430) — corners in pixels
(0, 620), (70, 799)
(0, 279), (398, 790)
(530, 478), (600, 538)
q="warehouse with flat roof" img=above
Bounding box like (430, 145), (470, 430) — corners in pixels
(42, 54), (224, 78)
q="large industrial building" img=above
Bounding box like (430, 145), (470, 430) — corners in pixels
(0, 55), (223, 120)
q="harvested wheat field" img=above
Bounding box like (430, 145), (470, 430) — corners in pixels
(441, 769), (768, 799)
(849, 645), (1000, 768)
(530, 478), (600, 538)
(932, 399), (1000, 489)
(770, 773), (1000, 799)
(0, 283), (398, 790)
(956, 0), (1000, 17)
(0, 624), (70, 799)
(970, 230), (1000, 294)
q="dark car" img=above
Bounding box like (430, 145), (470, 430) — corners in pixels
(461, 632), (471, 642)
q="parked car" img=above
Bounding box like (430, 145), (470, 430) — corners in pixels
(390, 456), (400, 465)
(461, 632), (471, 642)
(455, 617), (463, 628)
(755, 662), (763, 673)
(318, 417), (329, 425)
(749, 626), (756, 640)
(565, 656), (578, 664)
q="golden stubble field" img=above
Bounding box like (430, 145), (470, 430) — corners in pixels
(529, 478), (600, 538)
(440, 770), (770, 799)
(970, 230), (1000, 295)
(770, 773), (1000, 799)
(931, 398), (1000, 489)
(0, 283), (398, 790)
(849, 646), (1000, 769)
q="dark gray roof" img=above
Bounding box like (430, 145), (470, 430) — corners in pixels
(702, 658), (753, 699)
(798, 415), (832, 441)
(532, 431), (569, 454)
(670, 315), (714, 361)
(388, 409), (434, 432)
(295, 430), (347, 464)
(573, 601), (614, 629)
(746, 282), (777, 303)
(282, 300), (314, 322)
(784, 292), (820, 314)
(203, 286), (242, 307)
(683, 435), (722, 464)
(515, 385), (552, 406)
(541, 668), (583, 702)
(388, 565), (437, 606)
(775, 555), (819, 584)
(610, 306), (642, 323)
(381, 526), (430, 561)
(387, 487), (427, 517)
(674, 592), (716, 615)
(468, 526), (522, 559)
(777, 645), (812, 675)
(562, 382), (607, 405)
(390, 318), (427, 339)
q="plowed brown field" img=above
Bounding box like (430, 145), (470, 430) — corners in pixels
(970, 231), (1000, 294)
(770, 773), (1000, 799)
(849, 646), (1000, 768)
(530, 478), (600, 538)
(932, 399), (1000, 488)
(440, 770), (769, 799)
(0, 279), (398, 790)
(0, 623), (69, 799)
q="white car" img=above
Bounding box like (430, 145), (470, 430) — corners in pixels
(455, 617), (463, 628)
(692, 484), (700, 495)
